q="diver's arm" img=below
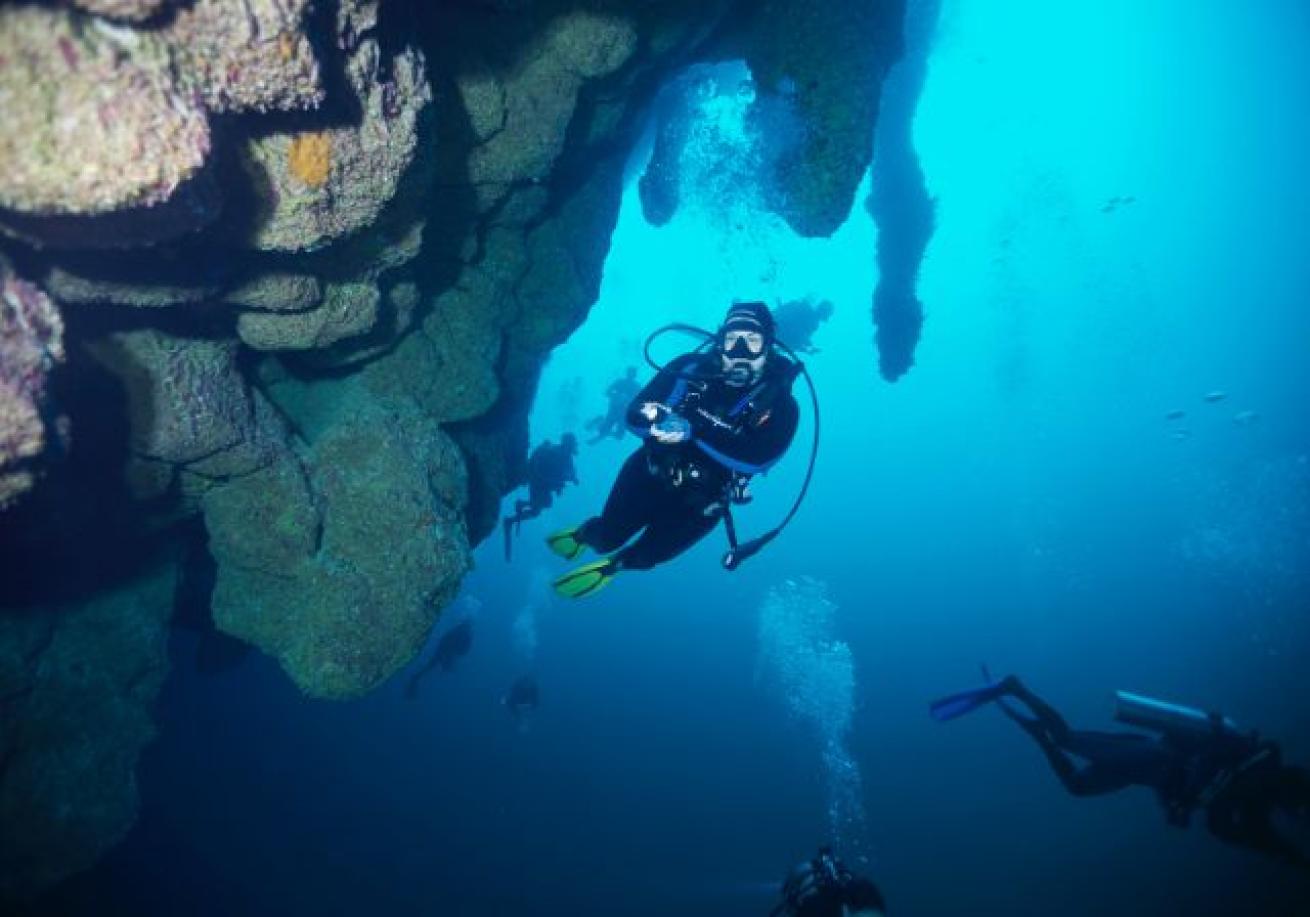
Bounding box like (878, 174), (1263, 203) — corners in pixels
(693, 393), (799, 474)
(624, 353), (701, 434)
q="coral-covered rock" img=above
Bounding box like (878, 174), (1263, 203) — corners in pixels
(0, 558), (174, 902)
(221, 271), (323, 313)
(0, 261), (66, 508)
(462, 10), (638, 211)
(84, 329), (283, 500)
(362, 229), (525, 422)
(0, 4), (217, 248)
(237, 281), (380, 351)
(232, 41), (432, 252)
(69, 0), (171, 23)
(165, 0), (322, 114)
(296, 279), (422, 370)
(205, 405), (470, 698)
(742, 0), (899, 237)
(43, 264), (220, 309)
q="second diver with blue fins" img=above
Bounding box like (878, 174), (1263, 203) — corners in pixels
(547, 302), (801, 598)
(931, 672), (1310, 871)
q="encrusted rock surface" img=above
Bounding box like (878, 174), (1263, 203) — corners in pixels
(0, 557), (174, 902)
(205, 406), (469, 698)
(0, 4), (216, 247)
(232, 36), (432, 252)
(237, 281), (380, 351)
(743, 0), (902, 237)
(166, 0), (323, 114)
(84, 329), (285, 502)
(0, 260), (66, 508)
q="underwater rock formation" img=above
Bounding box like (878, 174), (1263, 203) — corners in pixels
(0, 260), (66, 508)
(205, 405), (469, 699)
(739, 0), (904, 238)
(0, 0), (913, 895)
(0, 4), (217, 249)
(867, 0), (939, 381)
(0, 557), (175, 903)
(231, 36), (431, 252)
(165, 0), (323, 115)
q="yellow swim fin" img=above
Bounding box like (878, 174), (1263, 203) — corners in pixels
(552, 559), (617, 599)
(545, 525), (587, 561)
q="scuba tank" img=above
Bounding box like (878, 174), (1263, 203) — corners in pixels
(1113, 691), (1247, 751)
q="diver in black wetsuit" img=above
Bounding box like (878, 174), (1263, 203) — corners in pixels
(931, 674), (1310, 870)
(503, 434), (579, 560)
(546, 302), (800, 598)
(773, 298), (834, 355)
(770, 848), (886, 917)
(586, 366), (641, 444)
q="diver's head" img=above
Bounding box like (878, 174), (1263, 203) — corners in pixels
(718, 301), (774, 386)
(816, 299), (835, 321)
(624, 365), (637, 379)
(561, 432), (578, 453)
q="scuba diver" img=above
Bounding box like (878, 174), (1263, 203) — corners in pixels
(503, 674), (540, 729)
(770, 847), (886, 917)
(773, 298), (834, 355)
(503, 433), (579, 561)
(404, 618), (474, 699)
(931, 672), (1310, 870)
(546, 302), (802, 599)
(586, 366), (641, 444)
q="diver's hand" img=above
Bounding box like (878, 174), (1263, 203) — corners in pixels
(639, 401), (666, 423)
(651, 413), (691, 444)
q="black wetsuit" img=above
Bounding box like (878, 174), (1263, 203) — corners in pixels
(998, 679), (1310, 868)
(772, 852), (886, 917)
(577, 352), (799, 570)
(587, 375), (641, 443)
(519, 441), (578, 520)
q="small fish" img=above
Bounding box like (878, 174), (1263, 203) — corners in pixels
(1165, 409), (1187, 421)
(1172, 429), (1192, 440)
(1232, 410), (1260, 426)
(1203, 391), (1227, 403)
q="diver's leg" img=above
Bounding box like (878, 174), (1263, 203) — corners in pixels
(612, 504), (719, 571)
(518, 487), (551, 525)
(1005, 678), (1074, 744)
(1013, 719), (1114, 796)
(404, 650), (441, 699)
(577, 450), (657, 552)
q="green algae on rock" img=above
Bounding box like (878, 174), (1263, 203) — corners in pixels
(205, 406), (469, 699)
(0, 558), (175, 902)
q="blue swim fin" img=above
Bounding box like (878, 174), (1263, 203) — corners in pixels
(930, 671), (1016, 722)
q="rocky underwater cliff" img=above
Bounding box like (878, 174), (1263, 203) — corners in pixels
(0, 0), (924, 901)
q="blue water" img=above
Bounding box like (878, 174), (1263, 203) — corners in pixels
(42, 1), (1310, 914)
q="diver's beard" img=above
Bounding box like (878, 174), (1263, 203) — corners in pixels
(721, 356), (763, 386)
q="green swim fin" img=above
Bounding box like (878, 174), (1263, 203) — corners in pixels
(552, 559), (617, 599)
(546, 526), (587, 561)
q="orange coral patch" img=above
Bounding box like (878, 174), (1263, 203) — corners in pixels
(288, 132), (331, 188)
